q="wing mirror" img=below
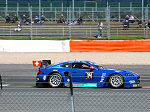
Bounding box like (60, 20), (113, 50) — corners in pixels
(90, 66), (95, 70)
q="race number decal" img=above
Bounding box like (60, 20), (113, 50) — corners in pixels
(85, 71), (94, 80)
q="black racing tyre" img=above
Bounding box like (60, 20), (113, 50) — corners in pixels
(48, 73), (63, 88)
(109, 74), (124, 88)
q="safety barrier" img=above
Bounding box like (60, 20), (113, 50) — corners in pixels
(70, 40), (150, 52)
(1, 40), (150, 52)
(0, 40), (70, 52)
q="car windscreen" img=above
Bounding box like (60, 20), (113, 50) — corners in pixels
(88, 62), (104, 69)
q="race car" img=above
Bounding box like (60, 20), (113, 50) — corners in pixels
(35, 60), (141, 88)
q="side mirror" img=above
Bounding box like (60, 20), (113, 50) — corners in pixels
(90, 66), (95, 70)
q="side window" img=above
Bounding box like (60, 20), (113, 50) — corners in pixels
(82, 63), (90, 69)
(72, 63), (90, 69)
(61, 63), (71, 68)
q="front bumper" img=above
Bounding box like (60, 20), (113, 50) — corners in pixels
(124, 76), (141, 88)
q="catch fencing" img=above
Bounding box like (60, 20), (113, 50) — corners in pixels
(0, 5), (150, 39)
(0, 26), (149, 40)
(0, 7), (150, 22)
(0, 88), (150, 112)
(0, 68), (150, 112)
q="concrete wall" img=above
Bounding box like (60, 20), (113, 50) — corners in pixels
(0, 40), (70, 52)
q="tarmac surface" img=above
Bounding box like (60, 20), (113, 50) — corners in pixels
(0, 64), (150, 84)
(0, 64), (150, 112)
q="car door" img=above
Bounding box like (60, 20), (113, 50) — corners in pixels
(70, 63), (98, 85)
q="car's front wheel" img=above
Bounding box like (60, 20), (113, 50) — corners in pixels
(109, 74), (123, 88)
(48, 73), (63, 88)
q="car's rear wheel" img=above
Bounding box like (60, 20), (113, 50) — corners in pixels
(109, 74), (123, 88)
(48, 73), (63, 88)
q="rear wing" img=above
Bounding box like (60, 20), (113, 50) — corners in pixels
(32, 60), (51, 68)
(40, 60), (51, 68)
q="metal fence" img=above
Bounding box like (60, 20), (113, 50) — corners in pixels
(0, 26), (149, 40)
(0, 6), (150, 21)
(0, 5), (149, 39)
(0, 88), (150, 112)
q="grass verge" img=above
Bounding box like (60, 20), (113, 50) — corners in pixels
(0, 36), (149, 40)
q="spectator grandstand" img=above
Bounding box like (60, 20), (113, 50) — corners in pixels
(0, 0), (149, 40)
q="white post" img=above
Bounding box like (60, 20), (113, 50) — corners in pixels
(62, 2), (63, 12)
(17, 2), (19, 17)
(118, 2), (120, 22)
(55, 8), (56, 21)
(30, 6), (33, 40)
(95, 2), (97, 11)
(50, 3), (52, 11)
(92, 8), (94, 21)
(146, 4), (149, 39)
(69, 7), (71, 40)
(72, 0), (74, 20)
(79, 8), (80, 17)
(39, 0), (41, 17)
(107, 2), (110, 40)
(142, 0), (144, 21)
(84, 2), (86, 11)
(5, 0), (8, 16)
(130, 2), (132, 11)
(67, 7), (68, 22)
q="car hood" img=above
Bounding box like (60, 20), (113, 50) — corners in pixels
(103, 68), (139, 77)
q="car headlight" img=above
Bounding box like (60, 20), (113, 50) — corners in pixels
(125, 73), (134, 76)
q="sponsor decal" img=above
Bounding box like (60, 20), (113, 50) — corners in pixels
(100, 73), (106, 82)
(85, 71), (94, 80)
(74, 83), (97, 87)
(133, 84), (137, 87)
(67, 79), (70, 82)
(43, 75), (46, 80)
(129, 80), (135, 84)
(32, 61), (41, 67)
(53, 69), (58, 71)
(115, 70), (121, 72)
(2, 84), (9, 87)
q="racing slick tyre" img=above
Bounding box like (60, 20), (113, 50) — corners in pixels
(109, 74), (124, 88)
(48, 73), (63, 88)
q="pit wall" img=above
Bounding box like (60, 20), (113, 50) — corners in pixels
(0, 40), (150, 52)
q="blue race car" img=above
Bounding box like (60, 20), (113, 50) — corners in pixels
(36, 60), (141, 88)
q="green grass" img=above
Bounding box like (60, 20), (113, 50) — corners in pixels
(33, 37), (69, 40)
(5, 82), (36, 85)
(0, 36), (149, 40)
(110, 36), (148, 40)
(0, 37), (31, 40)
(141, 83), (150, 86)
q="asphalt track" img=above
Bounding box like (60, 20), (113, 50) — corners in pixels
(0, 64), (150, 112)
(0, 64), (150, 84)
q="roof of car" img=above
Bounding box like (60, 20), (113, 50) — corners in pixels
(58, 60), (91, 65)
